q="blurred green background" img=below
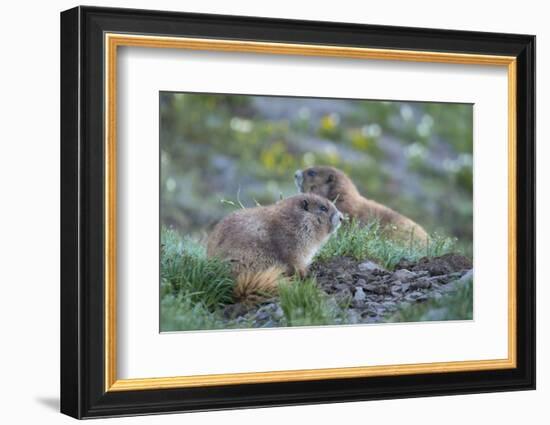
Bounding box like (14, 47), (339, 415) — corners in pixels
(160, 92), (473, 242)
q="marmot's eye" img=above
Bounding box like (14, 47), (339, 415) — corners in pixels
(307, 170), (316, 177)
(320, 205), (328, 212)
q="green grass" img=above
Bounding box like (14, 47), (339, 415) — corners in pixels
(160, 224), (469, 332)
(317, 219), (458, 269)
(278, 277), (344, 327)
(160, 227), (236, 331)
(389, 277), (473, 323)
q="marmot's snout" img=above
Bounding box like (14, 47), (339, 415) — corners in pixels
(330, 210), (344, 233)
(294, 169), (304, 192)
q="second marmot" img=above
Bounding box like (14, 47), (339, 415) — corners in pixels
(294, 166), (428, 242)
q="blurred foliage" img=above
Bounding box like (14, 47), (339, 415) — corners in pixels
(160, 93), (473, 241)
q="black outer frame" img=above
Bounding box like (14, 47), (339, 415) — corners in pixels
(60, 5), (536, 419)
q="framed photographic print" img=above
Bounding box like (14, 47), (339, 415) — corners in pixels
(60, 6), (536, 419)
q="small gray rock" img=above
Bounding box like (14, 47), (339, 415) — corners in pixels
(354, 287), (366, 302)
(405, 291), (424, 302)
(358, 261), (385, 272)
(255, 310), (270, 322)
(412, 278), (431, 289)
(273, 306), (284, 320)
(392, 269), (417, 282)
(391, 281), (403, 291)
(364, 283), (378, 292)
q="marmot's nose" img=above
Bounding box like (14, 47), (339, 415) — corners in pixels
(294, 170), (301, 178)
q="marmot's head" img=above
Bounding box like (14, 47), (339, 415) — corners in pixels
(283, 193), (343, 236)
(294, 166), (359, 203)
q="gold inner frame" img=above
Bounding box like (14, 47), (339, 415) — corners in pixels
(104, 33), (517, 392)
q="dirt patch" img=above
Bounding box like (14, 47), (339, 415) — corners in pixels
(308, 253), (472, 323)
(395, 253), (473, 276)
(222, 254), (473, 327)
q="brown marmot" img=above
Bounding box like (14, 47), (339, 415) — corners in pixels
(207, 193), (343, 300)
(294, 166), (428, 243)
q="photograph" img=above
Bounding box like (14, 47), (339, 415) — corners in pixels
(160, 92), (474, 332)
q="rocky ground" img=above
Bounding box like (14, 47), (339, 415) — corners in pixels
(222, 253), (473, 328)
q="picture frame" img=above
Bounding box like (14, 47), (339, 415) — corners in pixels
(60, 5), (535, 419)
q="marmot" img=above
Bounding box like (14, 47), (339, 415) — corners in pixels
(294, 166), (428, 242)
(207, 193), (343, 301)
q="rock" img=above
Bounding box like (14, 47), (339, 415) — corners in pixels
(395, 258), (416, 270)
(273, 306), (284, 320)
(405, 291), (424, 301)
(458, 269), (474, 284)
(262, 320), (276, 328)
(255, 310), (270, 322)
(412, 278), (431, 289)
(334, 283), (351, 292)
(390, 284), (403, 297)
(389, 280), (401, 289)
(364, 283), (378, 292)
(306, 253), (473, 328)
(354, 287), (366, 302)
(358, 260), (385, 272)
(439, 269), (473, 294)
(336, 272), (352, 281)
(392, 269), (416, 282)
(376, 285), (391, 295)
(223, 303), (249, 319)
(335, 288), (352, 301)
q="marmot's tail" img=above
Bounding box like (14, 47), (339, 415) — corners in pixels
(234, 266), (285, 303)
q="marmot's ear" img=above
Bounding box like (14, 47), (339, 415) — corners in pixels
(302, 199), (309, 211)
(326, 174), (335, 183)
